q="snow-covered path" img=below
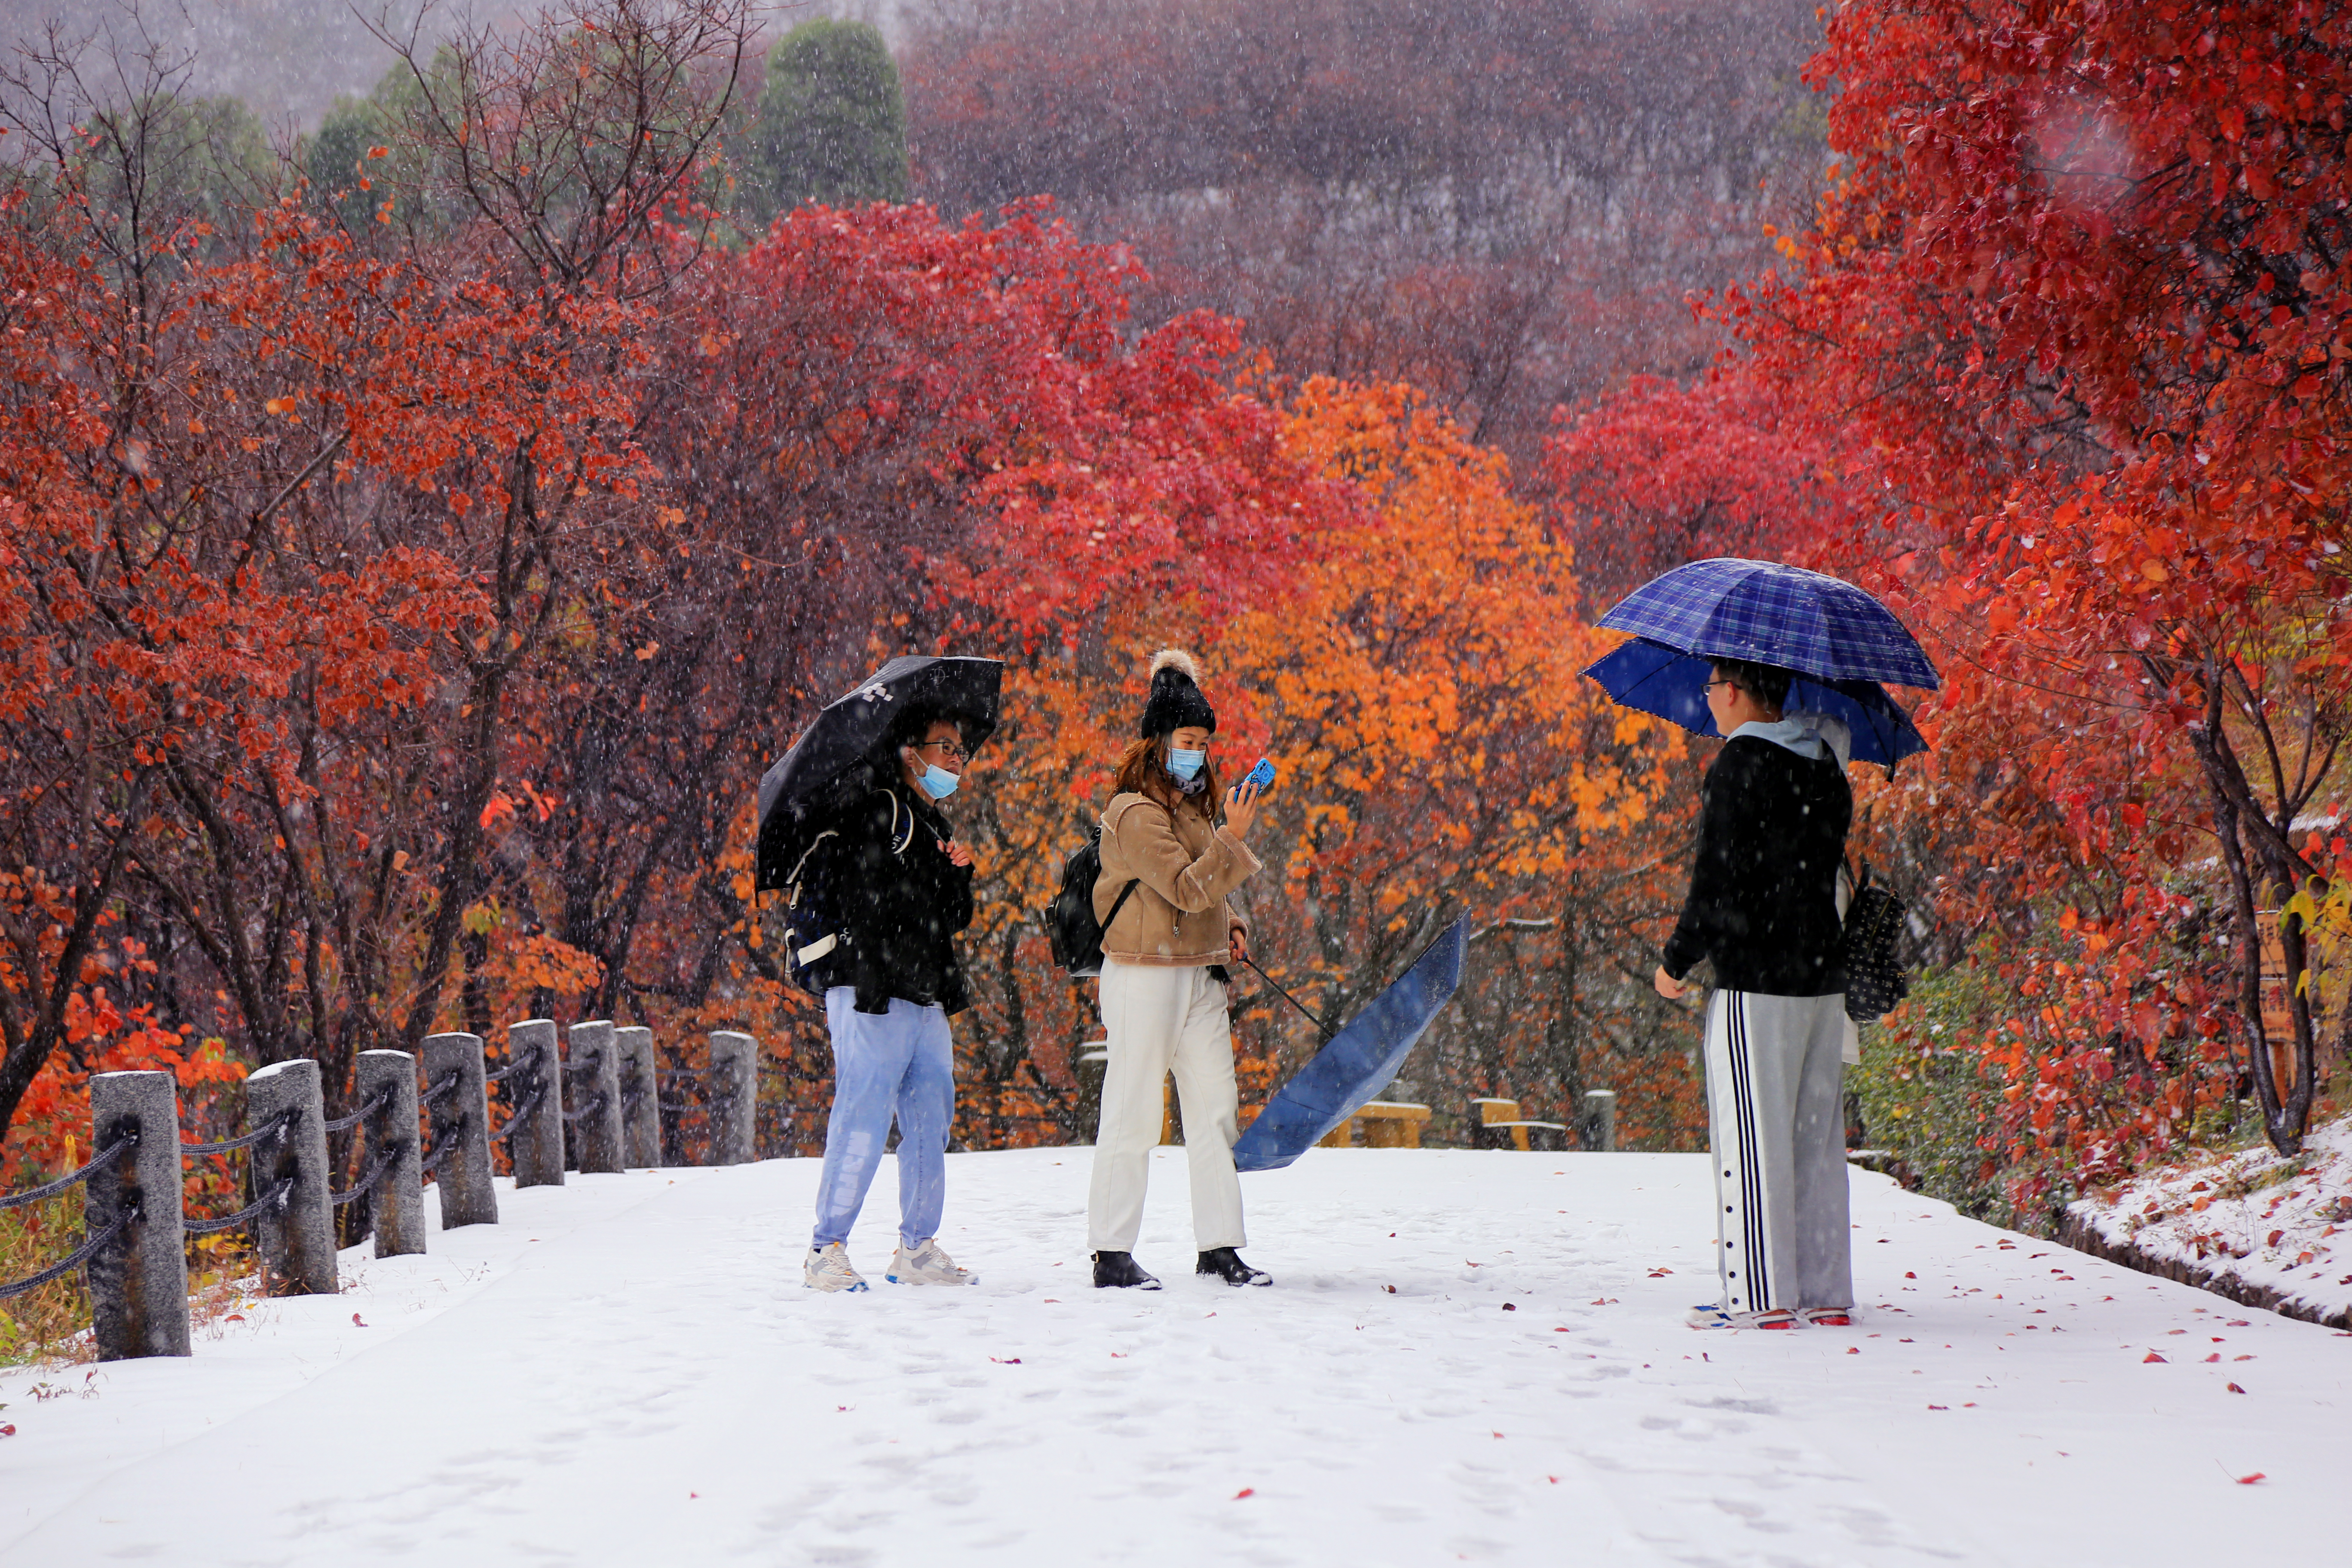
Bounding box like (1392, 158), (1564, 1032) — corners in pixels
(3, 1148), (2343, 1566)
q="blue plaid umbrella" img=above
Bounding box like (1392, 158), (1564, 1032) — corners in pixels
(1596, 558), (1940, 690)
(1584, 637), (1928, 769)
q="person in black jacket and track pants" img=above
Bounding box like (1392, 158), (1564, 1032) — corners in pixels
(801, 707), (980, 1294)
(1654, 657), (1855, 1330)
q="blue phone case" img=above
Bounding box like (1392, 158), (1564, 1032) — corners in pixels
(1246, 758), (1276, 790)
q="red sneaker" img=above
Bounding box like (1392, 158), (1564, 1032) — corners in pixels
(1799, 1307), (1854, 1327)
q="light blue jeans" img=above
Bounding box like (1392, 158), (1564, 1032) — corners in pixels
(811, 989), (955, 1250)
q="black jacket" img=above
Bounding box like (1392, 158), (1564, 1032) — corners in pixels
(804, 785), (975, 1016)
(1663, 736), (1850, 997)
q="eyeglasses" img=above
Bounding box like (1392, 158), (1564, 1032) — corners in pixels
(1703, 679), (1743, 695)
(914, 739), (968, 763)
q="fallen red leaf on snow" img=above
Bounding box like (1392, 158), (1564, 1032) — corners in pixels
(2226, 1382), (2246, 1394)
(1234, 1488), (1255, 1500)
(1927, 1404), (1948, 1410)
(351, 1314), (368, 1328)
(2236, 1473), (2265, 1485)
(990, 1357), (1022, 1364)
(2143, 1351), (2166, 1363)
(1844, 1346), (1859, 1355)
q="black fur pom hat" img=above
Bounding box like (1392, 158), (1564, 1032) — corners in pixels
(1137, 649), (1217, 738)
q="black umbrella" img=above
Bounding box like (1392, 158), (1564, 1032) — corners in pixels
(755, 655), (1004, 891)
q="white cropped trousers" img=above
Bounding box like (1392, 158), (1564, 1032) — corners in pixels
(1086, 959), (1245, 1254)
(1703, 989), (1854, 1314)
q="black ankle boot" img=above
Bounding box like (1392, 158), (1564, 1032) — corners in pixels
(1196, 1247), (1272, 1286)
(1093, 1250), (1163, 1290)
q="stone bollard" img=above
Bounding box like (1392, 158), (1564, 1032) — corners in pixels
(505, 1019), (566, 1188)
(357, 1050), (425, 1257)
(707, 1031), (758, 1166)
(422, 1032), (498, 1227)
(567, 1021), (627, 1175)
(248, 1058), (338, 1295)
(614, 1026), (659, 1168)
(1581, 1089), (1618, 1153)
(86, 1070), (190, 1361)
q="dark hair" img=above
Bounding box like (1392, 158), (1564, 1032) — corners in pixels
(888, 705), (964, 750)
(1712, 657), (1793, 713)
(1112, 735), (1219, 817)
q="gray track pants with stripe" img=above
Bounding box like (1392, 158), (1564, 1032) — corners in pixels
(1703, 989), (1853, 1314)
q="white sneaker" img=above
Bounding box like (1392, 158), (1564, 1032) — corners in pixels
(887, 1237), (975, 1286)
(1686, 1303), (1796, 1330)
(805, 1242), (869, 1293)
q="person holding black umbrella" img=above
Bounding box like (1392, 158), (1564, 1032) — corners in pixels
(1087, 650), (1273, 1290)
(798, 704), (982, 1293)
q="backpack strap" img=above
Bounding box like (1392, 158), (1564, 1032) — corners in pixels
(874, 786), (915, 856)
(1102, 878), (1140, 934)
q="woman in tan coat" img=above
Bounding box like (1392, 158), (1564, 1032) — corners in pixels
(1088, 649), (1271, 1289)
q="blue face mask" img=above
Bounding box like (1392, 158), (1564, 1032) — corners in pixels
(1166, 747), (1207, 781)
(917, 762), (960, 800)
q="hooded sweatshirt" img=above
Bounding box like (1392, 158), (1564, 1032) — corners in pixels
(1661, 722), (1852, 997)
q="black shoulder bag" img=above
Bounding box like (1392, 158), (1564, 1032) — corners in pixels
(1838, 859), (1910, 1023)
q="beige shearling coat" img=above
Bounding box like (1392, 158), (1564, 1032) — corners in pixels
(1093, 790), (1258, 966)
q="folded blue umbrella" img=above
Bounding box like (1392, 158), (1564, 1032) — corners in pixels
(1583, 636), (1928, 770)
(1231, 919), (1467, 1173)
(1596, 557), (1941, 690)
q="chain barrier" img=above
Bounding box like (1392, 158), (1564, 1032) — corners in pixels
(182, 1175), (295, 1236)
(486, 1084), (547, 1143)
(330, 1147), (401, 1208)
(321, 1085), (395, 1136)
(6, 1035), (758, 1323)
(482, 1044), (543, 1086)
(0, 1131), (138, 1211)
(181, 1109), (297, 1158)
(0, 1204), (137, 1300)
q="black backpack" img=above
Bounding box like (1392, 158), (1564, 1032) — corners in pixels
(1839, 863), (1910, 1022)
(1048, 825), (1138, 979)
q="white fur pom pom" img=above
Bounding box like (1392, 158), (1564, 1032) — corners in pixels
(1148, 648), (1200, 681)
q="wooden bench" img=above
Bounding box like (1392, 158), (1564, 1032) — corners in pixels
(1317, 1100), (1432, 1148)
(1471, 1096), (1568, 1152)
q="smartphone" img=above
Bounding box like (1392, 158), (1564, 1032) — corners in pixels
(1245, 757), (1277, 791)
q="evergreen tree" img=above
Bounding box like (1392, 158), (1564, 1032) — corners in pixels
(740, 19), (907, 224)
